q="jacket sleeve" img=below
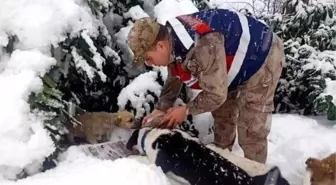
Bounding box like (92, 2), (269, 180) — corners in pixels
(155, 64), (183, 112)
(185, 31), (228, 115)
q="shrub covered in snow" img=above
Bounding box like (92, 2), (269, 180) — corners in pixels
(259, 2), (336, 120)
(117, 67), (166, 120)
(0, 0), (116, 180)
(116, 65), (210, 139)
(0, 0), (154, 180)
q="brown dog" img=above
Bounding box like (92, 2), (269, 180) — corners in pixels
(305, 152), (336, 185)
(68, 111), (139, 144)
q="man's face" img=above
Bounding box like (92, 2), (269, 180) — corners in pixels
(144, 40), (170, 67)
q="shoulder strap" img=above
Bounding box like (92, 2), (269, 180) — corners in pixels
(167, 17), (194, 50)
(174, 11), (216, 48)
(176, 14), (213, 35)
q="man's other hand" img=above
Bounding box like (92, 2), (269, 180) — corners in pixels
(159, 105), (188, 129)
(142, 109), (165, 127)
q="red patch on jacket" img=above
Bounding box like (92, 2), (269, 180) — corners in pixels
(177, 15), (212, 34)
(171, 63), (202, 90)
(171, 55), (234, 90)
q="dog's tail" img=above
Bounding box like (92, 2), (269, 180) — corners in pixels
(252, 166), (290, 185)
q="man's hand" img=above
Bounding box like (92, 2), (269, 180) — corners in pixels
(142, 109), (164, 127)
(159, 105), (188, 129)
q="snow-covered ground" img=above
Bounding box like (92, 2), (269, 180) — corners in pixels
(0, 0), (335, 185)
(1, 114), (335, 185)
(1, 147), (172, 185)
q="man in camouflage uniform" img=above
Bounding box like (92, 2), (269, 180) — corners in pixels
(126, 8), (285, 163)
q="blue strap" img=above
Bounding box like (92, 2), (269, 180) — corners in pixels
(141, 129), (151, 154)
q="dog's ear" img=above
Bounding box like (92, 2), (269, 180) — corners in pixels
(306, 158), (321, 169)
(306, 157), (314, 166)
(113, 115), (122, 126)
(126, 129), (140, 151)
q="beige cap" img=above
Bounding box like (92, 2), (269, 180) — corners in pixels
(127, 17), (160, 67)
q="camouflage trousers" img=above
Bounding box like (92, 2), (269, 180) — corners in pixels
(213, 34), (285, 164)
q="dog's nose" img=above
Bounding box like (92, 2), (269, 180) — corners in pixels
(133, 119), (142, 128)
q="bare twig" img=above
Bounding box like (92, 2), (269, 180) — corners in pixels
(61, 109), (82, 126)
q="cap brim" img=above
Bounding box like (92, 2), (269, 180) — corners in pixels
(131, 55), (146, 68)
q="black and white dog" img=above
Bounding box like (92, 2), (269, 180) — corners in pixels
(126, 127), (290, 185)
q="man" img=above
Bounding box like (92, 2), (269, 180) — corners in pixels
(126, 8), (285, 163)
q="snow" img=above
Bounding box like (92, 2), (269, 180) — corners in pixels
(266, 114), (336, 185)
(189, 112), (214, 144)
(103, 46), (122, 64)
(0, 0), (100, 52)
(318, 0), (336, 5)
(2, 114), (335, 185)
(1, 148), (171, 185)
(81, 30), (107, 82)
(209, 0), (269, 14)
(123, 5), (150, 20)
(0, 0), (335, 184)
(0, 50), (56, 180)
(117, 70), (164, 119)
(301, 49), (336, 106)
(114, 23), (135, 65)
(71, 47), (96, 81)
(94, 0), (111, 9)
(322, 78), (336, 105)
(154, 0), (199, 24)
(0, 31), (8, 47)
(302, 50), (336, 75)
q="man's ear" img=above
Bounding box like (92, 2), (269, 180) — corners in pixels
(156, 40), (167, 50)
(126, 129), (140, 151)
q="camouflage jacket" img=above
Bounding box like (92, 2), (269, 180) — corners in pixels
(155, 31), (228, 115)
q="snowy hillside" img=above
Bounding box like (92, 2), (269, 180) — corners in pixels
(0, 0), (335, 185)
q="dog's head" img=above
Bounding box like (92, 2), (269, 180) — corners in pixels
(253, 166), (290, 185)
(126, 127), (152, 154)
(126, 127), (176, 155)
(114, 111), (141, 129)
(323, 153), (336, 173)
(305, 154), (336, 185)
